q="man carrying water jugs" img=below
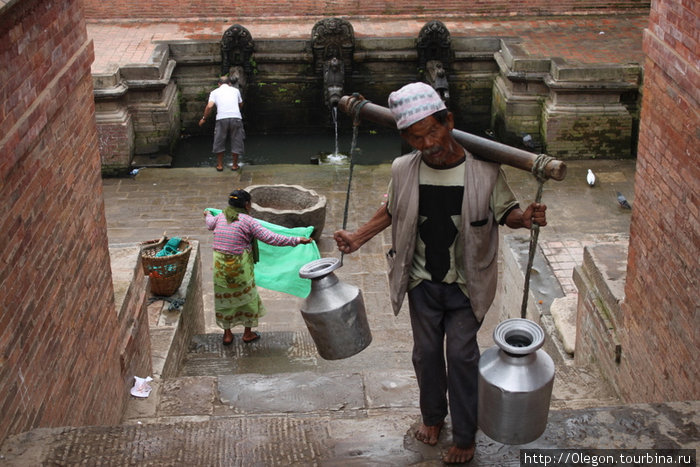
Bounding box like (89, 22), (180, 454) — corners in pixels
(334, 82), (547, 464)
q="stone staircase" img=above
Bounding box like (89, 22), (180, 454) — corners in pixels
(1, 238), (697, 465)
(2, 326), (696, 465)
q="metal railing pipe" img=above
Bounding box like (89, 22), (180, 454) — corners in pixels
(338, 94), (566, 181)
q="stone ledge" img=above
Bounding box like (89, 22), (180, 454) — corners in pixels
(573, 242), (628, 396)
(497, 39), (551, 75)
(498, 235), (569, 365)
(550, 295), (578, 356)
(580, 242), (627, 327)
(3, 401), (697, 465)
(110, 240), (204, 422)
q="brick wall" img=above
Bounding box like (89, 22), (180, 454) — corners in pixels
(96, 111), (135, 169)
(0, 0), (126, 443)
(82, 0), (650, 20)
(619, 0), (698, 402)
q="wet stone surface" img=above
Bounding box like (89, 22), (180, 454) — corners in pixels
(218, 371), (366, 413)
(4, 161), (692, 465)
(1, 402), (696, 466)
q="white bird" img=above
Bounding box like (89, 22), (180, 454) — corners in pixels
(587, 169), (596, 186)
(522, 134), (535, 149)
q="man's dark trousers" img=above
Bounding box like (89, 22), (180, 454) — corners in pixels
(408, 280), (481, 447)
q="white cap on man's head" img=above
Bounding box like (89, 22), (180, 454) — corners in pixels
(387, 82), (446, 130)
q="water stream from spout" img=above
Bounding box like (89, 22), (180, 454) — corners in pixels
(332, 106), (339, 156)
(324, 106), (347, 165)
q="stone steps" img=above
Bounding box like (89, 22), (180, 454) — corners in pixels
(180, 331), (413, 377)
(2, 401), (696, 466)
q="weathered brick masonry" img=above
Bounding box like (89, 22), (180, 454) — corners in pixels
(0, 0), (128, 443)
(82, 0), (651, 19)
(620, 0), (698, 402)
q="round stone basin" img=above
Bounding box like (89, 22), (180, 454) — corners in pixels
(245, 184), (327, 241)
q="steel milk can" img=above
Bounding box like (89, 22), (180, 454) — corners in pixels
(299, 258), (372, 360)
(478, 318), (555, 444)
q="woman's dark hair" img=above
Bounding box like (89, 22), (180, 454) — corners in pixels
(228, 189), (251, 208)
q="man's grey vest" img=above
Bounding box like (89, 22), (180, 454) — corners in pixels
(387, 151), (500, 322)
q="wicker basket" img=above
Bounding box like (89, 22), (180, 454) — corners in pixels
(140, 236), (192, 296)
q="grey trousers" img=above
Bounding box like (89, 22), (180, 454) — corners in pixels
(212, 118), (244, 154)
(407, 280), (481, 447)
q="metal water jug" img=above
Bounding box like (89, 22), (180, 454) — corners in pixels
(299, 258), (372, 360)
(478, 318), (555, 444)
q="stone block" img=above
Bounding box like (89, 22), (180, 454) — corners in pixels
(498, 41), (551, 73)
(572, 242), (628, 396)
(498, 235), (568, 364)
(245, 184), (327, 241)
(218, 371), (365, 413)
(550, 58), (641, 84)
(93, 70), (121, 89)
(452, 37), (501, 53)
(542, 100), (633, 159)
(550, 295), (578, 355)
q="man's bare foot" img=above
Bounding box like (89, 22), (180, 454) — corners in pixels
(443, 443), (475, 464)
(415, 421), (444, 446)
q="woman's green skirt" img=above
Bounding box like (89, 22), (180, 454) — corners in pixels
(213, 249), (265, 329)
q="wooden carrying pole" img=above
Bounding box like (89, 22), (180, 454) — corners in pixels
(338, 95), (567, 181)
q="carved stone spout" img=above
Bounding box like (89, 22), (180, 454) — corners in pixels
(323, 57), (344, 108)
(417, 20), (453, 104)
(221, 24), (255, 97)
(312, 18), (355, 109)
(228, 65), (246, 93)
(426, 60), (449, 102)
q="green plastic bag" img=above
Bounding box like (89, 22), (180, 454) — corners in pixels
(155, 237), (181, 257)
(206, 209), (320, 298)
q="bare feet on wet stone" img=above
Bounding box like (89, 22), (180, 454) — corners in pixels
(414, 421), (444, 446)
(443, 442), (476, 464)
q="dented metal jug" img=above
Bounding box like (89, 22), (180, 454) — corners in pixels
(478, 318), (555, 445)
(299, 258), (372, 360)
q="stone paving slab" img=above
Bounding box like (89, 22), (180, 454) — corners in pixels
(219, 371), (366, 413)
(181, 332), (415, 380)
(1, 401), (696, 466)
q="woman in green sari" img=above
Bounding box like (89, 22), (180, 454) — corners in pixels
(204, 190), (312, 344)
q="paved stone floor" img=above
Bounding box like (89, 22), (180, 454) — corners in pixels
(2, 162), (698, 465)
(98, 159), (637, 333)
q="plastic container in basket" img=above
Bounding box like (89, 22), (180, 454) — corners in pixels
(140, 236), (192, 296)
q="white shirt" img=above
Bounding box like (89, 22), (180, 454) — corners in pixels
(208, 84), (243, 120)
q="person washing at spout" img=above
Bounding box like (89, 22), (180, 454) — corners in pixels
(199, 76), (244, 171)
(205, 189), (312, 345)
(333, 82), (547, 464)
